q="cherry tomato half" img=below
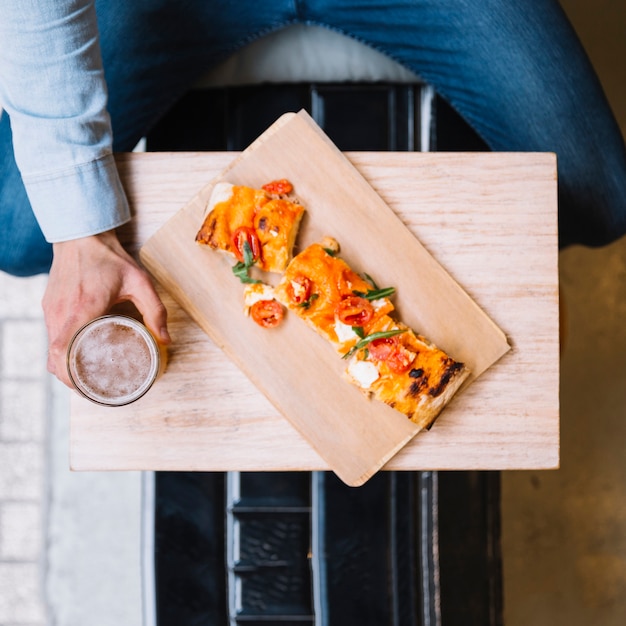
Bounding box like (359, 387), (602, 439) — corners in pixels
(262, 179), (293, 195)
(232, 226), (262, 264)
(287, 275), (312, 305)
(335, 295), (374, 326)
(368, 335), (416, 374)
(250, 300), (284, 328)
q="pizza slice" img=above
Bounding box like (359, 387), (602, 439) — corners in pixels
(274, 238), (470, 427)
(343, 319), (469, 429)
(272, 237), (395, 350)
(195, 179), (305, 273)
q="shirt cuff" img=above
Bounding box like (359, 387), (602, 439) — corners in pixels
(22, 153), (131, 243)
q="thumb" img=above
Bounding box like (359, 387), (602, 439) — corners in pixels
(125, 273), (171, 345)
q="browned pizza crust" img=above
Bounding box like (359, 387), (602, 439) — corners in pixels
(346, 322), (470, 429)
(195, 181), (305, 273)
(275, 239), (470, 426)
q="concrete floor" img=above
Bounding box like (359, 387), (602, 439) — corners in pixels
(0, 273), (145, 626)
(501, 1), (626, 624)
(502, 241), (626, 625)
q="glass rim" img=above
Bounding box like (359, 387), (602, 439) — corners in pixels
(66, 314), (160, 407)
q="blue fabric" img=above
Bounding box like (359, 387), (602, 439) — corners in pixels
(0, 112), (52, 275)
(1, 0), (626, 276)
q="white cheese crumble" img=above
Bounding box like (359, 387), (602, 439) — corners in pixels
(207, 181), (234, 213)
(290, 279), (308, 302)
(334, 318), (359, 342)
(243, 283), (275, 311)
(346, 359), (380, 389)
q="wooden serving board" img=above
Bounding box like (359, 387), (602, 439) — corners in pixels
(135, 111), (509, 486)
(69, 120), (559, 480)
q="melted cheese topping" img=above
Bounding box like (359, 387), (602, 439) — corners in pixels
(195, 182), (304, 273)
(274, 243), (394, 348)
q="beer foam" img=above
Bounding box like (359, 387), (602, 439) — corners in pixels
(69, 316), (159, 405)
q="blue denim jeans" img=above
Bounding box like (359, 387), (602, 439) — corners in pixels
(2, 0), (626, 275)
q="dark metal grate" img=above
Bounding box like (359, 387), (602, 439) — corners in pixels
(227, 472), (314, 624)
(149, 82), (500, 626)
(146, 82), (433, 153)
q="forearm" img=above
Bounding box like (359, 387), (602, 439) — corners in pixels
(0, 0), (130, 242)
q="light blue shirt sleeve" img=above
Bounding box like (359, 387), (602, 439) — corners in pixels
(0, 0), (130, 243)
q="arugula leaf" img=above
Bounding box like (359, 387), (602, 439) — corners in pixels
(297, 293), (319, 309)
(232, 241), (261, 284)
(342, 328), (407, 359)
(353, 286), (396, 301)
(353, 273), (396, 300)
(242, 241), (255, 267)
(352, 326), (366, 339)
(363, 273), (379, 289)
(232, 261), (261, 284)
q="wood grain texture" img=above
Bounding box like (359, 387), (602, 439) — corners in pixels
(70, 113), (559, 477)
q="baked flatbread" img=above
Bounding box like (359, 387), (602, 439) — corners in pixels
(274, 238), (469, 428)
(195, 179), (305, 273)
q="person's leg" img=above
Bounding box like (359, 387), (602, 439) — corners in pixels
(94, 0), (300, 151)
(305, 0), (626, 248)
(0, 112), (53, 276)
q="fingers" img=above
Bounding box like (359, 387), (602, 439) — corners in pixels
(42, 249), (107, 388)
(43, 231), (170, 389)
(43, 291), (106, 388)
(45, 307), (86, 388)
(124, 269), (171, 345)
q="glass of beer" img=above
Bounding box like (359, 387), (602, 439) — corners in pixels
(67, 315), (165, 406)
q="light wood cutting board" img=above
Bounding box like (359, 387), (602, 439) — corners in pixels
(139, 111), (510, 486)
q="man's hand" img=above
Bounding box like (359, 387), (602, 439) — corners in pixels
(42, 230), (171, 387)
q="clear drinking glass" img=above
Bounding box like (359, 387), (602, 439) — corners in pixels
(67, 314), (166, 406)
